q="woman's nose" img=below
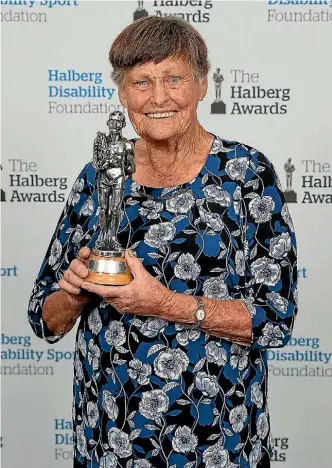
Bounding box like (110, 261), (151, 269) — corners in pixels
(151, 81), (169, 107)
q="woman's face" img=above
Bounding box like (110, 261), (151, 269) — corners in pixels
(119, 56), (207, 141)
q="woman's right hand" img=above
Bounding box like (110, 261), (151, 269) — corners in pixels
(43, 247), (92, 334)
(59, 247), (91, 302)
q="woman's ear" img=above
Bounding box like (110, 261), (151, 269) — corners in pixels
(119, 85), (128, 108)
(199, 75), (208, 101)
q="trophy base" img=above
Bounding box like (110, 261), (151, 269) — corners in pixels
(211, 100), (226, 114)
(86, 249), (133, 285)
(284, 189), (297, 203)
(133, 9), (148, 21)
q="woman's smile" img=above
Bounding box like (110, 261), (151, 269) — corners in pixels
(144, 111), (178, 119)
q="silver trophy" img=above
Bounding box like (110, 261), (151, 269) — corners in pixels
(86, 111), (136, 285)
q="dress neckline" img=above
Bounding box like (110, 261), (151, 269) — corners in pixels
(126, 133), (216, 198)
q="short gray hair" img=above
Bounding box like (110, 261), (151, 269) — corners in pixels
(109, 16), (210, 87)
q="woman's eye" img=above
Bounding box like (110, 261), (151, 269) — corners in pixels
(136, 80), (148, 86)
(170, 76), (181, 84)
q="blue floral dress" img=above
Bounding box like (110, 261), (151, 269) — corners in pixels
(28, 135), (298, 468)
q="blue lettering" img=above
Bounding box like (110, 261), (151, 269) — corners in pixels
(47, 349), (75, 362)
(268, 0), (329, 4)
(48, 70), (103, 84)
(95, 72), (102, 85)
(0, 266), (18, 276)
(55, 434), (64, 445)
(297, 267), (307, 278)
(107, 88), (115, 99)
(288, 337), (320, 349)
(55, 419), (72, 430)
(1, 334), (30, 346)
(279, 351), (288, 361)
(48, 69), (59, 81)
(49, 86), (59, 98)
(0, 1), (28, 6)
(40, 0), (78, 7)
(55, 433), (73, 445)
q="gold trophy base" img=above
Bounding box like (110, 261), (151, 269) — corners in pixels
(86, 249), (133, 286)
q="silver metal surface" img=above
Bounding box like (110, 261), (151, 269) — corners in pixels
(92, 248), (124, 258)
(88, 259), (127, 274)
(92, 111), (135, 252)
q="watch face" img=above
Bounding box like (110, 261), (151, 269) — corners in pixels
(196, 309), (205, 321)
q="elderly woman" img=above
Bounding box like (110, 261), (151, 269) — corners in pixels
(28, 16), (297, 468)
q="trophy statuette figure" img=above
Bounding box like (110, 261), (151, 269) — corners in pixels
(211, 67), (226, 115)
(284, 157), (297, 203)
(86, 111), (136, 285)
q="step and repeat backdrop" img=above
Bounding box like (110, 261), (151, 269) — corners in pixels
(1, 0), (332, 466)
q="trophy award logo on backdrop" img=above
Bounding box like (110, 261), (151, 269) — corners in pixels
(0, 164), (6, 202)
(211, 67), (226, 114)
(284, 157), (297, 203)
(133, 0), (149, 21)
(86, 111), (136, 285)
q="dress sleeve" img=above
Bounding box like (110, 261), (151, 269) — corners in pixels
(239, 149), (298, 351)
(27, 163), (96, 343)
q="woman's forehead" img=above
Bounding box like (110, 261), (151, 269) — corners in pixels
(127, 57), (191, 76)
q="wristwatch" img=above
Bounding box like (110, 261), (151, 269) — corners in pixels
(193, 296), (205, 327)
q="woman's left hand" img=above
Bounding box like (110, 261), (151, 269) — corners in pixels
(81, 249), (173, 316)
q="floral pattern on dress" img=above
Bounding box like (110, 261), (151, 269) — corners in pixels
(28, 136), (298, 467)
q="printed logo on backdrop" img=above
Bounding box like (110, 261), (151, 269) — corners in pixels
(0, 333), (74, 376)
(133, 0), (214, 23)
(268, 336), (332, 378)
(283, 159), (332, 204)
(284, 158), (297, 203)
(0, 0), (79, 24)
(271, 436), (290, 462)
(211, 68), (226, 114)
(0, 164), (6, 202)
(54, 419), (74, 462)
(210, 68), (291, 115)
(1, 158), (67, 203)
(48, 69), (126, 116)
(266, 0), (332, 23)
(297, 267), (307, 279)
(134, 0), (149, 20)
(0, 266), (18, 277)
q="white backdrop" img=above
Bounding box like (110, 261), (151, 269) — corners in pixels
(1, 1), (332, 466)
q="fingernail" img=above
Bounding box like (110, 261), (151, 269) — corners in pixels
(127, 249), (133, 257)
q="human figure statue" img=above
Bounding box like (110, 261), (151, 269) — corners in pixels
(92, 111), (135, 251)
(284, 157), (295, 190)
(213, 68), (224, 101)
